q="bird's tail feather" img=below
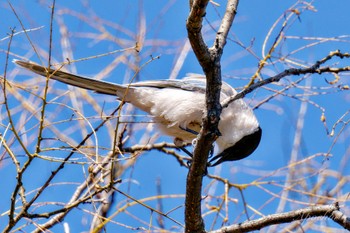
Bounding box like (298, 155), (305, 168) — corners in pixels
(13, 59), (127, 97)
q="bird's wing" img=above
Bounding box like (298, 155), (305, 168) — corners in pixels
(130, 79), (206, 93)
(131, 77), (238, 103)
(14, 60), (125, 96)
(221, 82), (237, 97)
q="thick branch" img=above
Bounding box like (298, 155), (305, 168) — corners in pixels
(185, 1), (239, 233)
(185, 2), (211, 231)
(187, 0), (211, 68)
(210, 203), (350, 233)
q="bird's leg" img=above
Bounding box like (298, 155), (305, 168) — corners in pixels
(177, 127), (213, 175)
(209, 145), (214, 158)
(174, 137), (194, 168)
(179, 147), (193, 158)
(179, 125), (199, 136)
(174, 138), (191, 155)
(179, 125), (214, 157)
(176, 125), (199, 159)
(180, 147), (194, 168)
(174, 137), (209, 176)
(178, 125), (200, 164)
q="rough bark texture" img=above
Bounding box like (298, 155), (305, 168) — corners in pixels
(185, 1), (239, 232)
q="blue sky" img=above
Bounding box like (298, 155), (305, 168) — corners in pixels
(1, 0), (350, 232)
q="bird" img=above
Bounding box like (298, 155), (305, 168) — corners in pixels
(14, 59), (262, 166)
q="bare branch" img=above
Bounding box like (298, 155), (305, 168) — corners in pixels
(210, 203), (350, 233)
(222, 50), (350, 109)
(185, 1), (239, 232)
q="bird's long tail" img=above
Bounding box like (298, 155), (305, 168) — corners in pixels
(13, 60), (127, 96)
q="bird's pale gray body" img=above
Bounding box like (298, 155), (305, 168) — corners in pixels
(14, 60), (261, 166)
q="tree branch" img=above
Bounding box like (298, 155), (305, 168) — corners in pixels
(222, 50), (350, 109)
(210, 203), (350, 233)
(185, 1), (239, 232)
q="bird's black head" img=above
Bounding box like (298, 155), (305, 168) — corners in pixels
(208, 126), (262, 166)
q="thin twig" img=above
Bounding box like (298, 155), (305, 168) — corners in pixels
(222, 50), (350, 109)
